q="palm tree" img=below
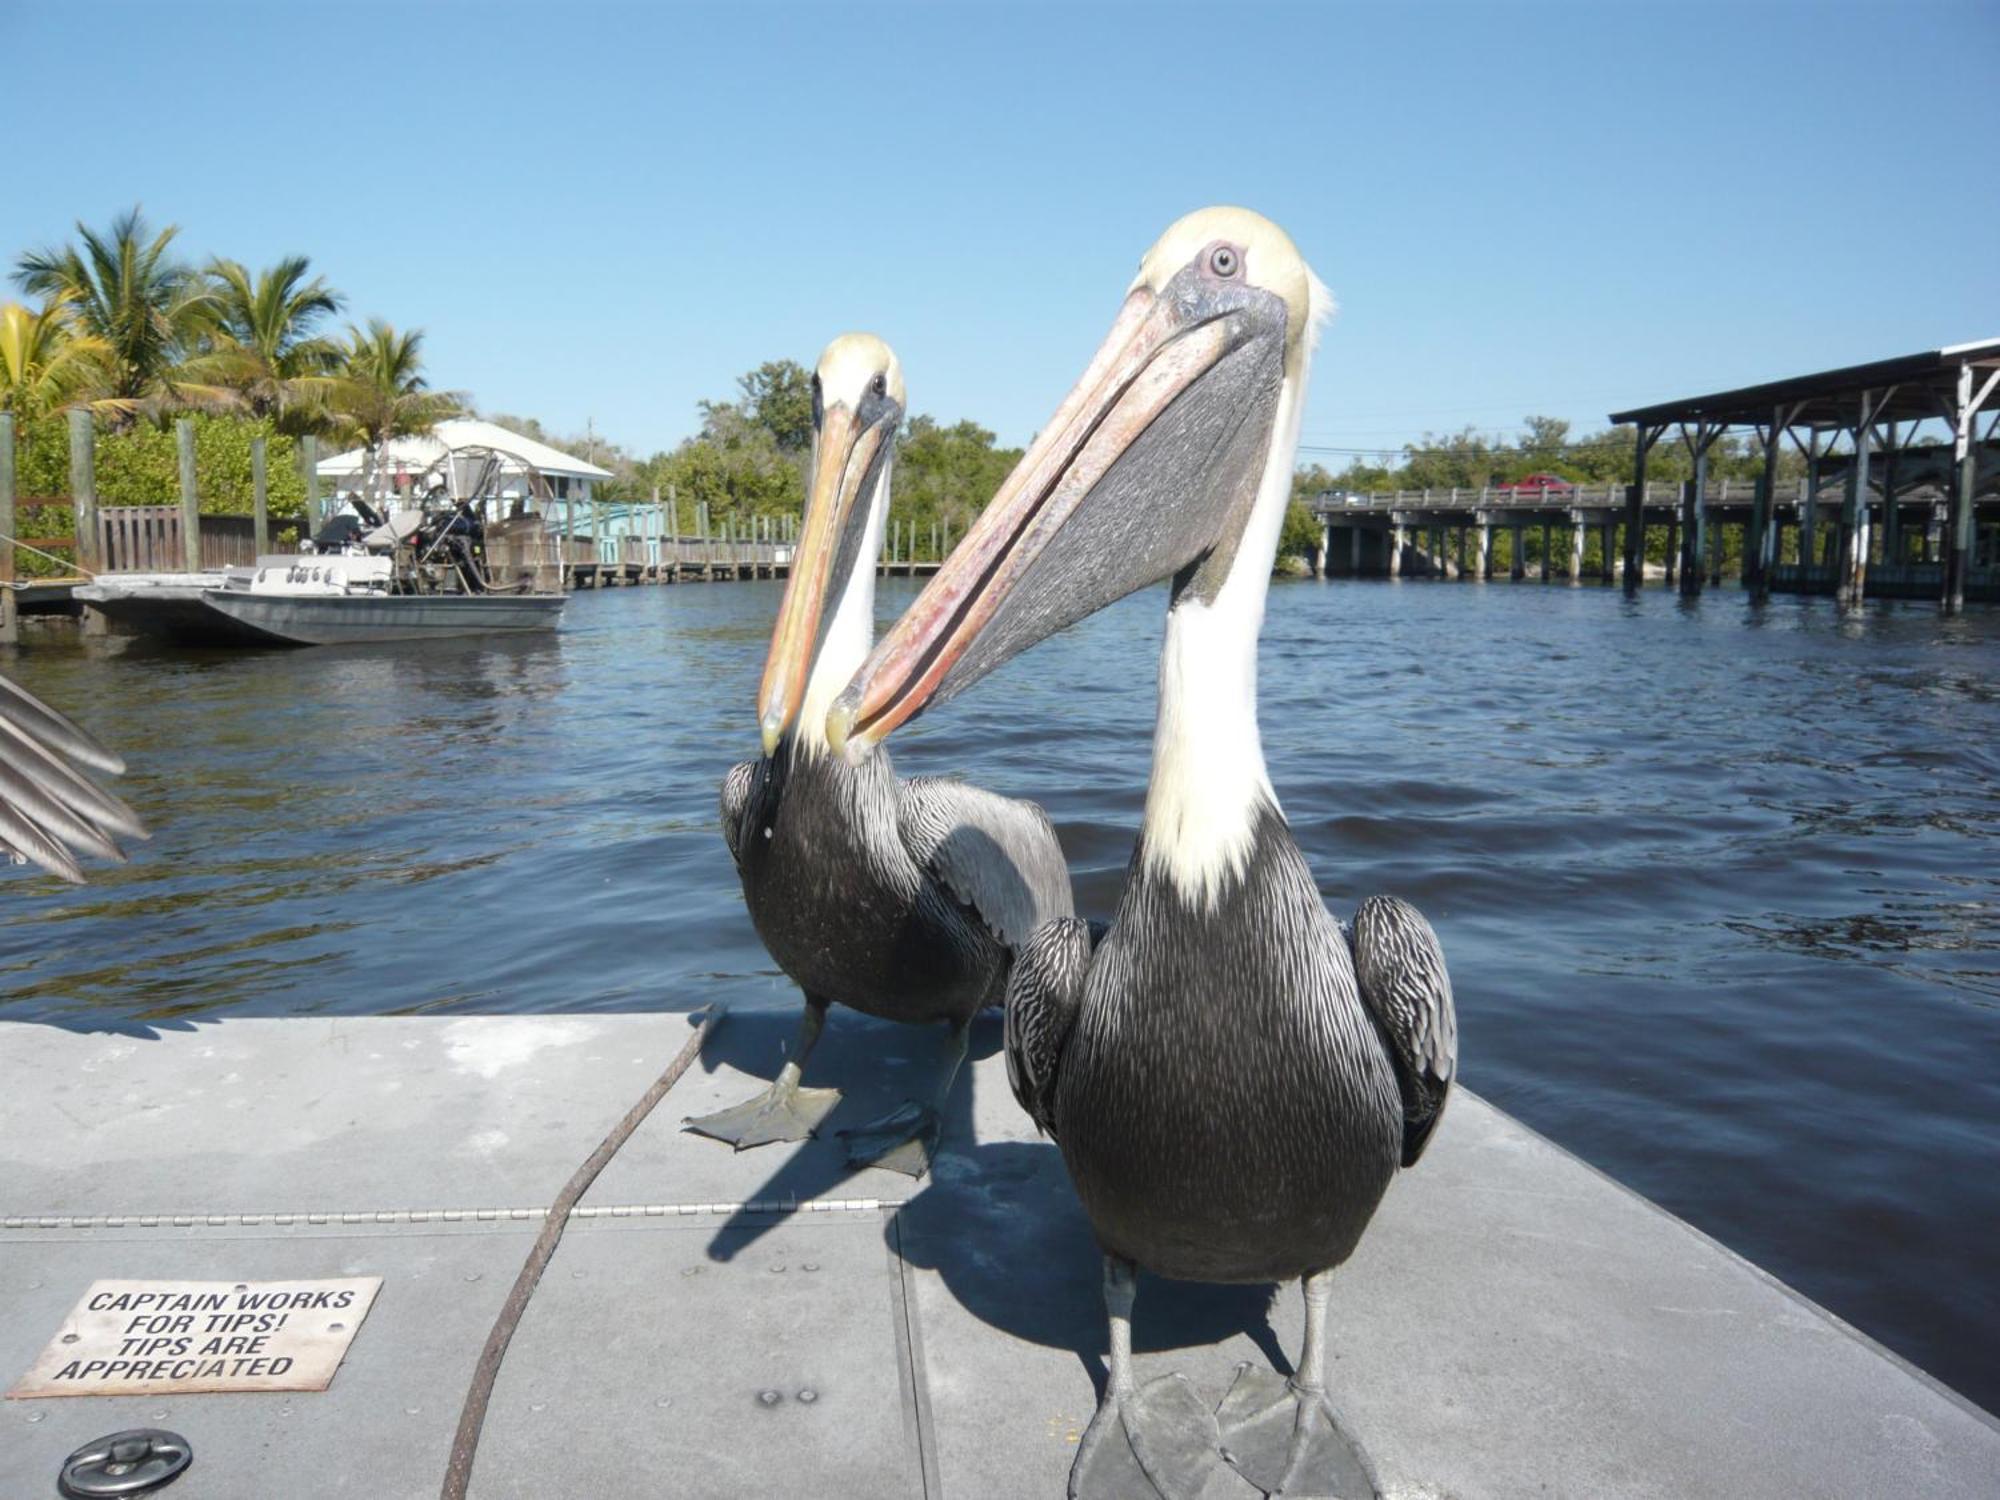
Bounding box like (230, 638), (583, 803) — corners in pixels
(12, 206), (222, 418)
(196, 256), (346, 433)
(0, 296), (120, 421)
(329, 320), (464, 494)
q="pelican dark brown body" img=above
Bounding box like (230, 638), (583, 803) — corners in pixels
(1058, 805), (1402, 1285)
(688, 333), (1071, 1176)
(727, 743), (1015, 1029)
(834, 211), (1458, 1498)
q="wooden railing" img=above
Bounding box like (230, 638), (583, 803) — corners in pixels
(97, 507), (263, 571)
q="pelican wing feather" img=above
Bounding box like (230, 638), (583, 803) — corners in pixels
(0, 673), (145, 885)
(897, 777), (1072, 950)
(1349, 894), (1457, 1166)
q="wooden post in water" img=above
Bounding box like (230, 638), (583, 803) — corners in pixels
(1679, 475), (1701, 597)
(177, 418), (202, 574)
(0, 413), (16, 645)
(69, 410), (106, 635)
(251, 436), (269, 556)
(1749, 415), (1781, 599)
(1388, 522), (1403, 578)
(69, 408), (99, 574)
(1569, 517), (1585, 581)
(300, 435), (319, 542)
(1839, 394), (1876, 606)
(1509, 522), (1524, 581)
(1665, 516), (1679, 585)
(1945, 361), (1994, 615)
(1624, 428), (1657, 589)
(1879, 424), (1900, 569)
(1476, 522), (1492, 580)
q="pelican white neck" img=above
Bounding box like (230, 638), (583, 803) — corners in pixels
(797, 457), (893, 756)
(1139, 357), (1313, 905)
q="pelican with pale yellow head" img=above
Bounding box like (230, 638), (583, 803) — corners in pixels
(832, 211), (1456, 1498)
(694, 333), (1073, 1176)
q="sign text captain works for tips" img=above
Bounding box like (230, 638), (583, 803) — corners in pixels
(7, 1278), (382, 1399)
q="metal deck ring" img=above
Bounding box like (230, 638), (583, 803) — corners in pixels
(57, 1429), (192, 1498)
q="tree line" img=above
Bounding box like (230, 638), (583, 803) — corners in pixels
(20, 207), (1777, 568)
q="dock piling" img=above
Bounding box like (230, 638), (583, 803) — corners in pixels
(176, 418), (201, 574)
(0, 413), (15, 645)
(301, 435), (319, 541)
(252, 436), (268, 557)
(69, 410), (104, 636)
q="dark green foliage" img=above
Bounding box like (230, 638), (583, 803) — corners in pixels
(1279, 499), (1321, 559)
(7, 411), (307, 575)
(728, 360), (814, 456)
(625, 369), (1022, 559)
(12, 409), (305, 513)
(1311, 413), (1809, 497)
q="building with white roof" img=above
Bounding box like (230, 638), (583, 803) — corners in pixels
(315, 419), (615, 507)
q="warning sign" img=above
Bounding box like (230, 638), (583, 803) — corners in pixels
(7, 1277), (381, 1399)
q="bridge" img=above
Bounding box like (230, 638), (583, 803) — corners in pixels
(1308, 448), (2000, 602)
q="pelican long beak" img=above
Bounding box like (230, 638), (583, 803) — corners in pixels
(828, 286), (1238, 757)
(757, 404), (884, 753)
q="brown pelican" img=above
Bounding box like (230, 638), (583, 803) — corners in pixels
(1, 672), (146, 882)
(690, 333), (1074, 1176)
(831, 212), (1455, 1497)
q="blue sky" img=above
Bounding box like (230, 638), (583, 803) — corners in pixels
(5, 1), (1994, 463)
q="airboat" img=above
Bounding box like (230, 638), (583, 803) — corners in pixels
(74, 436), (574, 647)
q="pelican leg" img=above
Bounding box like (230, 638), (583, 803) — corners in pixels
(1069, 1255), (1223, 1500)
(682, 996), (841, 1149)
(838, 1017), (969, 1177)
(1215, 1270), (1380, 1499)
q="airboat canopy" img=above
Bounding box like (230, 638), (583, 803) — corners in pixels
(316, 419), (615, 501)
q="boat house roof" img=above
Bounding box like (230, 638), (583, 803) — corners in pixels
(1609, 338), (2000, 432)
(316, 419), (616, 482)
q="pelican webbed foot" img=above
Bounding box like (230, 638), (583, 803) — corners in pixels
(837, 1099), (941, 1177)
(1071, 1372), (1229, 1500)
(1214, 1364), (1380, 1500)
(683, 1079), (842, 1150)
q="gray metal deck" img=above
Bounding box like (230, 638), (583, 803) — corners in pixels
(4, 1013), (1995, 1498)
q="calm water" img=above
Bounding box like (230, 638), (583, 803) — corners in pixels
(4, 580), (1997, 1410)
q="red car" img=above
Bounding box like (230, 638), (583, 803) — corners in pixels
(1492, 472), (1577, 495)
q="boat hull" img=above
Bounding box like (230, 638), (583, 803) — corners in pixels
(196, 590), (566, 645)
(72, 584), (282, 647)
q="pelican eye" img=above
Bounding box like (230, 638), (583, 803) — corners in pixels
(1209, 246), (1239, 278)
(871, 373), (888, 398)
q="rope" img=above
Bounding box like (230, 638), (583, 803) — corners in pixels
(439, 1004), (727, 1500)
(0, 530), (100, 579)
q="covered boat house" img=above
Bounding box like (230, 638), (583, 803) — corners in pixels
(1609, 339), (2000, 612)
(315, 418), (614, 520)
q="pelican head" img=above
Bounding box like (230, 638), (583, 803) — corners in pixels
(829, 207), (1329, 758)
(758, 333), (905, 754)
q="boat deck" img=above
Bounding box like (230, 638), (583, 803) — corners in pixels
(4, 1012), (1995, 1498)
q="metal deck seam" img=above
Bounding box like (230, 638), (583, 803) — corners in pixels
(0, 1198), (901, 1232)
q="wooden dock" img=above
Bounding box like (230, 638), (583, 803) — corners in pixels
(543, 504), (947, 590)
